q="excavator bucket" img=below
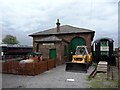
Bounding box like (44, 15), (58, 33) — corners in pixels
(65, 62), (88, 73)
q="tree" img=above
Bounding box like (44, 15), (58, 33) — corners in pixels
(2, 35), (19, 44)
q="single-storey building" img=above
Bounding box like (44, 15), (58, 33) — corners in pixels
(29, 19), (95, 64)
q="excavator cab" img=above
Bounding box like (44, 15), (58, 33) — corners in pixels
(76, 46), (87, 55)
(65, 46), (92, 73)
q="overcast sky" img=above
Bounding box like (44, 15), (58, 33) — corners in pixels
(0, 0), (119, 47)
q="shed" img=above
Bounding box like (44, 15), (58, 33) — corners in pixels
(29, 20), (95, 64)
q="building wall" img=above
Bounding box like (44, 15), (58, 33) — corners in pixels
(37, 41), (68, 62)
(61, 41), (69, 62)
(57, 33), (92, 53)
(32, 33), (92, 61)
(32, 33), (92, 53)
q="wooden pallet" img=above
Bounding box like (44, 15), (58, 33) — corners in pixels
(97, 61), (108, 72)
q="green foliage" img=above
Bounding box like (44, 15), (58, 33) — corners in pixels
(118, 80), (120, 87)
(2, 35), (19, 44)
(92, 62), (97, 67)
(86, 75), (92, 81)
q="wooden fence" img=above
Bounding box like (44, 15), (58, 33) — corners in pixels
(1, 59), (60, 76)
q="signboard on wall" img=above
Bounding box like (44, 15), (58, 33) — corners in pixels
(100, 46), (109, 51)
(42, 43), (54, 45)
(100, 41), (109, 51)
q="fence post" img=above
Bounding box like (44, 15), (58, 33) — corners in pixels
(107, 64), (110, 80)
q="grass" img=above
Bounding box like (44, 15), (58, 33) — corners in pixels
(118, 80), (120, 87)
(90, 79), (118, 88)
(87, 65), (119, 88)
(86, 74), (93, 81)
(88, 70), (118, 88)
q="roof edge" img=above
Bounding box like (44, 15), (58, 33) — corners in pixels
(29, 25), (95, 37)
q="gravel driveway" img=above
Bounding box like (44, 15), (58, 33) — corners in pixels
(2, 64), (91, 88)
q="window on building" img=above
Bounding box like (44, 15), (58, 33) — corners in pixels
(64, 45), (67, 56)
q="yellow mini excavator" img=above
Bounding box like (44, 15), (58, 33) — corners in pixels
(65, 46), (92, 72)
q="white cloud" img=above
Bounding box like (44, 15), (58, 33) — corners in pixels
(0, 0), (119, 47)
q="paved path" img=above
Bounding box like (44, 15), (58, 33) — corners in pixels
(2, 64), (92, 88)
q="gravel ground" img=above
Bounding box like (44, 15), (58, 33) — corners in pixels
(2, 64), (92, 88)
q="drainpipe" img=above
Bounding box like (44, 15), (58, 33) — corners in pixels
(118, 47), (120, 87)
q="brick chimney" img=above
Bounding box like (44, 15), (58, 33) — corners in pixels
(56, 19), (60, 32)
